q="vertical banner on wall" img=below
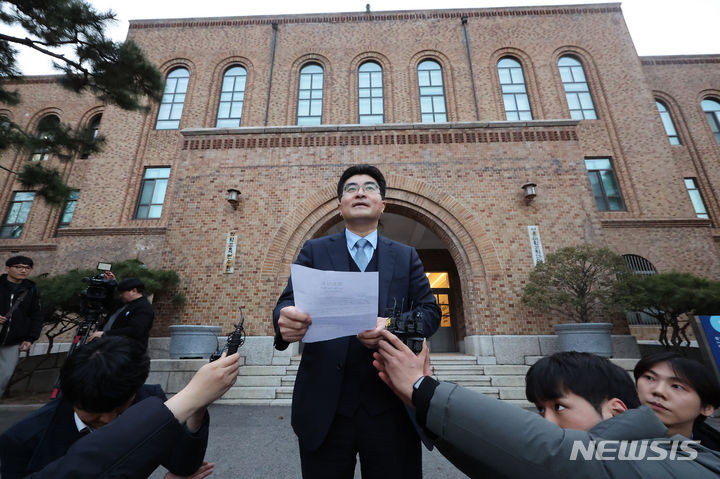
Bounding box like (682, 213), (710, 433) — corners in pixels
(693, 315), (720, 383)
(224, 231), (238, 274)
(528, 225), (545, 266)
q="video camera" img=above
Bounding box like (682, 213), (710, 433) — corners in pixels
(80, 262), (115, 314)
(385, 300), (425, 355)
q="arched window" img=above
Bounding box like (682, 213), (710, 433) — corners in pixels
(156, 68), (190, 130)
(30, 114), (60, 161)
(497, 57), (532, 121)
(358, 61), (384, 124)
(417, 60), (447, 123)
(655, 101), (680, 145)
(216, 66), (247, 128)
(623, 254), (659, 326)
(702, 98), (720, 144)
(297, 63), (323, 126)
(558, 56), (596, 120)
(80, 113), (102, 159)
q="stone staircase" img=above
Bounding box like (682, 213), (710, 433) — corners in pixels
(153, 354), (639, 407)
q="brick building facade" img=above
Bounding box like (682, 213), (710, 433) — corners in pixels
(1, 3), (719, 353)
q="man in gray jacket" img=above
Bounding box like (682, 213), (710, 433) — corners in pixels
(373, 330), (720, 478)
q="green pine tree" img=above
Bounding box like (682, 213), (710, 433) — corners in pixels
(0, 0), (162, 205)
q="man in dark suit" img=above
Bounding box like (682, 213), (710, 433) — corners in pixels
(88, 276), (155, 347)
(273, 164), (441, 478)
(0, 336), (210, 479)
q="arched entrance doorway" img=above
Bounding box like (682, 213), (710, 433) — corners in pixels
(320, 212), (463, 352)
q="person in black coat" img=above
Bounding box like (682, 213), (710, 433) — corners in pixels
(0, 336), (210, 479)
(88, 275), (155, 347)
(0, 255), (43, 397)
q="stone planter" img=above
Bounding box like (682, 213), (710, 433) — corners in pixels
(552, 322), (613, 357)
(169, 325), (222, 359)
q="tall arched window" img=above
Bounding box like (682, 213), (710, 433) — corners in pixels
(623, 254), (659, 325)
(655, 100), (680, 145)
(702, 98), (720, 144)
(297, 63), (323, 126)
(216, 66), (247, 128)
(558, 56), (596, 120)
(358, 61), (384, 124)
(30, 114), (60, 161)
(156, 68), (190, 130)
(498, 57), (532, 121)
(417, 60), (447, 123)
(80, 113), (102, 159)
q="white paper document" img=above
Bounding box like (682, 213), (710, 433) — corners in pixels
(291, 264), (378, 343)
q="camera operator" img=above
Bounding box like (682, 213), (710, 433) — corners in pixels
(88, 273), (154, 348)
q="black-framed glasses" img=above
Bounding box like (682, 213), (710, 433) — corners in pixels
(343, 182), (381, 195)
(9, 265), (32, 270)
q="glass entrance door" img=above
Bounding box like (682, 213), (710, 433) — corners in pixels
(426, 272), (456, 352)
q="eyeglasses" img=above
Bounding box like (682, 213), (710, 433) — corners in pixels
(10, 265), (32, 271)
(343, 182), (381, 195)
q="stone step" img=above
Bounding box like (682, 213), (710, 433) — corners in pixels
(236, 365), (289, 376)
(490, 376), (526, 387)
(215, 398), (292, 406)
(222, 386), (276, 400)
(498, 387), (528, 400)
(483, 365), (530, 375)
(234, 375), (282, 387)
(276, 386), (294, 399)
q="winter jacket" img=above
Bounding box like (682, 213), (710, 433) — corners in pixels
(0, 274), (43, 347)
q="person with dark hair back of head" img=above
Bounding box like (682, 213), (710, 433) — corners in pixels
(87, 274), (155, 347)
(1, 255), (43, 398)
(373, 332), (720, 478)
(0, 336), (213, 479)
(634, 351), (720, 450)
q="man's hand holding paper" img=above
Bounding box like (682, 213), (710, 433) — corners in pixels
(290, 264), (379, 343)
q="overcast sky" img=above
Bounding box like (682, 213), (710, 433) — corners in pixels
(11, 0), (720, 75)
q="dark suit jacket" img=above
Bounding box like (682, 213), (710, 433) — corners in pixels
(0, 385), (209, 479)
(273, 231), (441, 450)
(26, 397), (193, 479)
(103, 295), (155, 346)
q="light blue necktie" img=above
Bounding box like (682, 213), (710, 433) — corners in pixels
(353, 238), (370, 272)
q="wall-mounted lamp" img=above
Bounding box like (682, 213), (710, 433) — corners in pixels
(227, 188), (241, 210)
(521, 182), (537, 204)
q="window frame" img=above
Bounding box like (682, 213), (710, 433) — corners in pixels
(296, 63), (324, 126)
(702, 98), (720, 144)
(558, 56), (597, 120)
(1, 191), (36, 238)
(584, 157), (626, 212)
(30, 114), (60, 162)
(57, 190), (79, 229)
(80, 113), (103, 159)
(417, 59), (447, 123)
(216, 65), (247, 128)
(134, 167), (171, 220)
(155, 68), (190, 130)
(655, 100), (681, 145)
(684, 178), (709, 219)
(497, 57), (532, 121)
(358, 61), (384, 124)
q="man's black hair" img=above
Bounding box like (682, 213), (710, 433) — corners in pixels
(526, 351), (641, 414)
(59, 336), (150, 412)
(634, 351), (720, 419)
(337, 164), (387, 200)
(6, 255), (33, 268)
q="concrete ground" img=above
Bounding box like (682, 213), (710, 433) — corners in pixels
(0, 404), (468, 478)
